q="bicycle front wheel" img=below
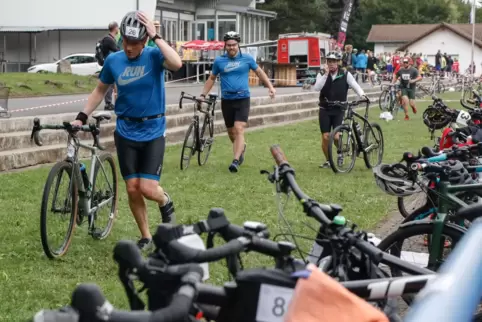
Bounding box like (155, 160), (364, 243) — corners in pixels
(180, 122), (197, 170)
(40, 161), (78, 259)
(397, 193), (429, 218)
(198, 116), (214, 166)
(328, 125), (357, 173)
(362, 122), (384, 168)
(90, 153), (118, 240)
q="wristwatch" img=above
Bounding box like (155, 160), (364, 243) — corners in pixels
(151, 34), (162, 41)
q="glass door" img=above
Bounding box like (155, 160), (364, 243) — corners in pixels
(193, 22), (206, 40)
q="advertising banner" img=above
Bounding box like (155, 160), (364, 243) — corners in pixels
(337, 0), (355, 50)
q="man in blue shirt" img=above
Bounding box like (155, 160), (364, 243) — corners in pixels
(71, 11), (182, 250)
(200, 31), (276, 173)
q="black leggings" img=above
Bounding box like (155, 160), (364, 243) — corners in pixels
(114, 132), (165, 181)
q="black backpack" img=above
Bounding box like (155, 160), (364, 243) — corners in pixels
(95, 39), (105, 66)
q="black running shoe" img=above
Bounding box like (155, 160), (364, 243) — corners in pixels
(159, 192), (176, 224)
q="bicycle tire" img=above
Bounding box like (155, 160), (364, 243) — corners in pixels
(378, 90), (389, 111)
(377, 221), (466, 305)
(90, 153), (118, 240)
(328, 124), (357, 173)
(397, 193), (429, 218)
(180, 122), (196, 170)
(40, 161), (78, 259)
(362, 122), (384, 169)
(198, 116), (214, 166)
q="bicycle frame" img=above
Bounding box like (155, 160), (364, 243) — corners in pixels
(68, 135), (114, 230)
(344, 103), (370, 153)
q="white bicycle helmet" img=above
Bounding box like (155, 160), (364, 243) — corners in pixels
(326, 51), (342, 60)
(373, 164), (422, 197)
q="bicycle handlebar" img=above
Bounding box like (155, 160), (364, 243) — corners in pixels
(33, 269), (202, 322)
(322, 98), (370, 108)
(30, 117), (105, 150)
(179, 91), (216, 116)
(460, 98), (475, 111)
(268, 145), (432, 275)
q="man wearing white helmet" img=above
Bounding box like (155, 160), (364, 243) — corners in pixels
(314, 52), (367, 168)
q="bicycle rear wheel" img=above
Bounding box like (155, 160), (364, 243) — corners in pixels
(198, 115), (214, 166)
(378, 90), (389, 111)
(40, 161), (78, 259)
(362, 122), (384, 169)
(328, 125), (357, 173)
(180, 122), (197, 170)
(90, 153), (118, 240)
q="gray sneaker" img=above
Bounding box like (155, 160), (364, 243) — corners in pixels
(319, 161), (331, 169)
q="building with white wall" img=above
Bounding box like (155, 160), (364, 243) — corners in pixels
(0, 0), (276, 72)
(367, 23), (482, 74)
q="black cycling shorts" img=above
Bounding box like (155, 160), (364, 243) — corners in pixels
(221, 98), (250, 128)
(114, 131), (165, 181)
(318, 108), (344, 133)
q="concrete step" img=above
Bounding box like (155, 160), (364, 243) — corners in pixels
(0, 90), (384, 171)
(0, 99), (321, 152)
(0, 106), (318, 171)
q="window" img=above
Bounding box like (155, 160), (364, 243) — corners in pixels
(64, 56), (80, 64)
(80, 56), (95, 63)
(239, 16), (245, 43)
(218, 21), (236, 41)
(196, 23), (205, 40)
(249, 17), (255, 44)
(182, 21), (190, 41)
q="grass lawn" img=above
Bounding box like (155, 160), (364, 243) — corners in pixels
(0, 73), (96, 97)
(0, 95), (457, 321)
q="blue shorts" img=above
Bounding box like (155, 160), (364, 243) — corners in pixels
(387, 65), (393, 73)
(436, 64), (441, 71)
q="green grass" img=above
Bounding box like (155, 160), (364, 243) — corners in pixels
(0, 96), (456, 321)
(0, 73), (96, 97)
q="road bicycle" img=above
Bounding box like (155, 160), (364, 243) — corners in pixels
(30, 111), (118, 259)
(327, 99), (384, 173)
(378, 83), (402, 118)
(179, 91), (218, 170)
(0, 86), (11, 118)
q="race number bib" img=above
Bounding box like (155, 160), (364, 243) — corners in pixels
(256, 284), (294, 322)
(401, 73), (410, 80)
(125, 26), (140, 38)
(456, 110), (471, 126)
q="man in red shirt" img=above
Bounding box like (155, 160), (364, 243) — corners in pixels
(392, 52), (401, 72)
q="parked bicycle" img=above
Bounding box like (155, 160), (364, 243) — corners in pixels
(179, 91), (218, 170)
(327, 99), (384, 173)
(378, 83), (402, 118)
(30, 111), (118, 259)
(0, 86), (11, 118)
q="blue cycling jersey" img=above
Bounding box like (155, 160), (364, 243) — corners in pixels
(212, 52), (258, 100)
(99, 46), (166, 142)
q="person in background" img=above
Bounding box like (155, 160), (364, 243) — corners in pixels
(435, 50), (442, 72)
(313, 52), (367, 168)
(446, 55), (453, 79)
(101, 21), (120, 110)
(392, 57), (422, 121)
(342, 45), (354, 71)
(392, 51), (401, 78)
(386, 52), (393, 77)
(452, 58), (460, 77)
(351, 48), (358, 75)
(356, 49), (367, 83)
(366, 51), (377, 86)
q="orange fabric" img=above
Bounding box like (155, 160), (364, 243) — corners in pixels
(285, 264), (389, 322)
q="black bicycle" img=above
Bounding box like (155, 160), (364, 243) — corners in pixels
(179, 91), (218, 170)
(327, 99), (384, 173)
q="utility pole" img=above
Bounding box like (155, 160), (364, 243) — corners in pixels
(471, 0), (476, 77)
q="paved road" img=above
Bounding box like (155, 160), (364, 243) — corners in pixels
(8, 82), (377, 118)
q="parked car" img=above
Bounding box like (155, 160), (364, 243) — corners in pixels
(27, 53), (101, 76)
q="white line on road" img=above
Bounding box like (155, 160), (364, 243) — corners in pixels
(11, 99), (88, 113)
